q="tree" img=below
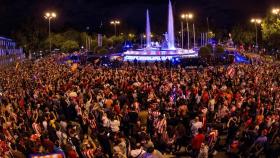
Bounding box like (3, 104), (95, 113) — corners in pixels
(63, 29), (81, 42)
(94, 46), (109, 54)
(46, 33), (65, 49)
(199, 47), (211, 58)
(261, 14), (280, 50)
(207, 31), (215, 39)
(98, 48), (109, 54)
(215, 45), (225, 55)
(12, 19), (47, 54)
(265, 33), (280, 50)
(206, 44), (213, 53)
(231, 25), (255, 45)
(109, 35), (125, 46)
(61, 40), (79, 52)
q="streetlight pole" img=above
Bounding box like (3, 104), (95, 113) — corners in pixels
(250, 18), (261, 49)
(254, 22), (258, 47)
(181, 13), (193, 50)
(193, 23), (195, 49)
(187, 21), (190, 50)
(48, 18), (51, 53)
(181, 21), (184, 49)
(114, 24), (117, 36)
(110, 20), (120, 36)
(44, 12), (56, 53)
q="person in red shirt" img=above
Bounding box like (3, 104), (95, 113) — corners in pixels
(192, 128), (205, 157)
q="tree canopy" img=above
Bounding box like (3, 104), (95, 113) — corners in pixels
(231, 25), (255, 46)
(215, 45), (225, 55)
(261, 14), (280, 50)
(61, 40), (79, 52)
(198, 46), (211, 58)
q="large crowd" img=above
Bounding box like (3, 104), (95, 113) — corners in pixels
(0, 54), (279, 158)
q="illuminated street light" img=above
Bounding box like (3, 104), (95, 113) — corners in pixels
(181, 13), (194, 49)
(110, 20), (120, 36)
(251, 18), (262, 24)
(250, 18), (262, 48)
(128, 33), (135, 38)
(272, 8), (280, 15)
(44, 12), (57, 53)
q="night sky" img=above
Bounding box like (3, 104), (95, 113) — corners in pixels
(0, 0), (279, 36)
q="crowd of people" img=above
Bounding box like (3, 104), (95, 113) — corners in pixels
(0, 54), (279, 158)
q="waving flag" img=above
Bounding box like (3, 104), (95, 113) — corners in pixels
(227, 67), (235, 78)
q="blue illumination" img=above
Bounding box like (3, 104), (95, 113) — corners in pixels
(233, 51), (250, 64)
(123, 41), (133, 51)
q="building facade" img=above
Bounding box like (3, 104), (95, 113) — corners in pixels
(0, 36), (24, 66)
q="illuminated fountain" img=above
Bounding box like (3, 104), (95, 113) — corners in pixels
(167, 0), (175, 50)
(123, 0), (197, 61)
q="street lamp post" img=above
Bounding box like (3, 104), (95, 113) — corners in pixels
(250, 18), (262, 48)
(44, 12), (56, 53)
(181, 13), (193, 50)
(180, 20), (184, 49)
(193, 23), (195, 49)
(110, 20), (120, 36)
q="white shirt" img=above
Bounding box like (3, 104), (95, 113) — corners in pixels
(43, 121), (48, 131)
(209, 99), (215, 112)
(130, 148), (146, 158)
(110, 120), (120, 132)
(60, 121), (68, 131)
(191, 121), (203, 135)
(102, 116), (110, 128)
(56, 130), (67, 141)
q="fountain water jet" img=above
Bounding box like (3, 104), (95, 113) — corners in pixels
(122, 0), (198, 61)
(167, 0), (175, 50)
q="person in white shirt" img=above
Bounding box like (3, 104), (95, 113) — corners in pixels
(191, 117), (203, 136)
(110, 116), (120, 133)
(130, 143), (146, 158)
(102, 112), (110, 128)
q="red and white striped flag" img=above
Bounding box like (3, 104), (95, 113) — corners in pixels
(227, 67), (235, 78)
(154, 117), (167, 134)
(82, 149), (95, 158)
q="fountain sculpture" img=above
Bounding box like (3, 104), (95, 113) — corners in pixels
(123, 0), (198, 61)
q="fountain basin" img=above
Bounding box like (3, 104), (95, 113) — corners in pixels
(123, 49), (198, 61)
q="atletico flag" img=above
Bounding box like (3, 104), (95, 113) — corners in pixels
(227, 67), (235, 78)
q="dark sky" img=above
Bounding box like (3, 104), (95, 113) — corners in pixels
(0, 0), (279, 36)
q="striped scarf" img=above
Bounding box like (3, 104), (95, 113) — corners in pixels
(82, 149), (95, 158)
